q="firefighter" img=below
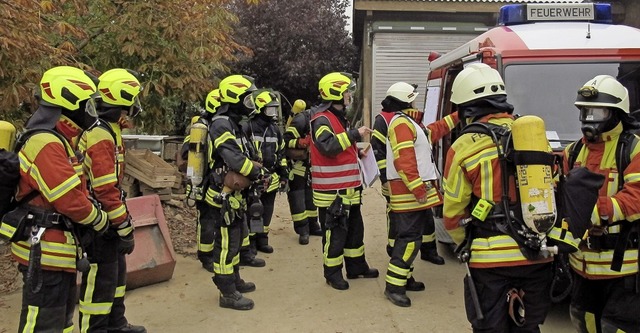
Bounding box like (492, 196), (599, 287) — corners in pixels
(243, 89), (288, 253)
(310, 72), (378, 290)
(77, 68), (146, 333)
(283, 99), (323, 245)
(8, 66), (110, 332)
(442, 64), (578, 332)
(379, 82), (459, 307)
(189, 89), (221, 272)
(206, 74), (265, 310)
(372, 82), (454, 268)
(563, 75), (640, 332)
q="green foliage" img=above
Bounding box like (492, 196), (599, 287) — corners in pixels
(1, 0), (254, 134)
(229, 0), (358, 115)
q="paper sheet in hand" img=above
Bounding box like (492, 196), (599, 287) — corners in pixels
(357, 142), (380, 188)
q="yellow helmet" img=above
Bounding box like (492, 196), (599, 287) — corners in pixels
(37, 66), (98, 112)
(98, 68), (143, 117)
(205, 89), (221, 114)
(292, 99), (306, 114)
(318, 72), (356, 102)
(191, 115), (201, 125)
(252, 89), (280, 118)
(219, 74), (257, 105)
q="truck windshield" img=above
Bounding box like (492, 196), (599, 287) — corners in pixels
(504, 62), (640, 147)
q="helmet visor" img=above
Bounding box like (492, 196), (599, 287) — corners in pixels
(128, 96), (142, 118)
(579, 107), (611, 123)
(243, 94), (255, 110)
(84, 98), (98, 118)
(264, 106), (278, 118)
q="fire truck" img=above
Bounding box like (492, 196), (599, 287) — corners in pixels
(426, 2), (640, 244)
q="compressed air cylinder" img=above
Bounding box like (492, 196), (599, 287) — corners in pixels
(186, 122), (208, 187)
(511, 115), (556, 234)
(0, 121), (16, 151)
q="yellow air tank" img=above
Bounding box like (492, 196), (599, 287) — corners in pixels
(286, 99), (306, 128)
(511, 115), (556, 234)
(186, 121), (208, 198)
(0, 121), (16, 151)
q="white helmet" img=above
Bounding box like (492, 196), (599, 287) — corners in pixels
(386, 82), (418, 103)
(575, 75), (629, 114)
(450, 63), (506, 105)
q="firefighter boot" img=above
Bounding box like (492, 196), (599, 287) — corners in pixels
(198, 252), (214, 273)
(406, 276), (426, 292)
(309, 220), (323, 237)
(295, 224), (310, 245)
(239, 244), (266, 267)
(214, 275), (254, 310)
(234, 266), (256, 293)
(219, 291), (254, 310)
(347, 267), (379, 279)
(256, 233), (273, 253)
(325, 271), (349, 290)
(107, 324), (147, 333)
(384, 285), (411, 307)
(420, 241), (445, 265)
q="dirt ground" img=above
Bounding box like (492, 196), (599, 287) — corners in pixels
(0, 186), (573, 333)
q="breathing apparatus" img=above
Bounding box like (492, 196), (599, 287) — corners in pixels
(575, 75), (629, 142)
(0, 121), (17, 151)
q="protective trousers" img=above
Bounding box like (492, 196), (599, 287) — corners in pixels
(287, 170), (319, 236)
(385, 210), (423, 293)
(387, 206), (437, 255)
(570, 273), (640, 333)
(319, 204), (369, 280)
(255, 190), (277, 246)
(79, 234), (129, 332)
(211, 205), (249, 295)
(465, 263), (552, 333)
(18, 264), (76, 333)
(196, 200), (215, 263)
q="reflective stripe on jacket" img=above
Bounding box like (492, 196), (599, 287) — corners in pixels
(310, 110), (361, 191)
(79, 122), (127, 224)
(563, 123), (640, 279)
(387, 111), (458, 212)
(443, 114), (552, 268)
(372, 110), (397, 193)
(13, 130), (99, 272)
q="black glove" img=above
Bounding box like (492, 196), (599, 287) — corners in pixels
(278, 179), (289, 193)
(117, 232), (135, 255)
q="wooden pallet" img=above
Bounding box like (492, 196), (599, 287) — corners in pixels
(125, 149), (176, 188)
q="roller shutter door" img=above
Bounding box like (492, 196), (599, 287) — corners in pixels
(372, 32), (479, 118)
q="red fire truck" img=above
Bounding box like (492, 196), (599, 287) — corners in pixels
(427, 2), (640, 244)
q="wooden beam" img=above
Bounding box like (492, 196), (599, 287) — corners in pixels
(355, 1), (501, 13)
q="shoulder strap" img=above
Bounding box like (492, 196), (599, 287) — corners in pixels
(14, 128), (70, 205)
(567, 140), (584, 171)
(615, 131), (638, 191)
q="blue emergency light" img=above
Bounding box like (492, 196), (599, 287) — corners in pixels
(498, 3), (612, 26)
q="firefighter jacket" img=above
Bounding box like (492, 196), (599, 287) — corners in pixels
(563, 122), (640, 279)
(244, 116), (287, 193)
(283, 110), (312, 182)
(310, 107), (362, 208)
(443, 113), (574, 268)
(12, 129), (101, 273)
(386, 111), (459, 212)
(78, 121), (127, 225)
(203, 112), (262, 208)
(371, 110), (396, 197)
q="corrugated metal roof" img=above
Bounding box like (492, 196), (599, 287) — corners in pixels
(368, 0), (586, 3)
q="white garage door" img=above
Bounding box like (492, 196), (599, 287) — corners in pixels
(372, 32), (480, 118)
